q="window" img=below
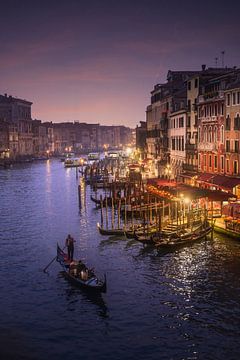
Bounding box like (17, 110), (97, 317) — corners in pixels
(221, 156), (224, 171)
(226, 115), (231, 131)
(204, 126), (207, 141)
(198, 154), (201, 168)
(195, 78), (198, 88)
(188, 81), (191, 91)
(233, 93), (236, 105)
(214, 155), (218, 169)
(227, 93), (231, 106)
(226, 139), (230, 152)
(179, 117), (184, 127)
(209, 154), (212, 167)
(209, 126), (212, 142)
(234, 115), (240, 130)
(220, 125), (224, 143)
(233, 160), (238, 175)
(198, 127), (201, 141)
(188, 100), (191, 111)
(235, 140), (239, 153)
(187, 116), (191, 127)
(172, 138), (175, 150)
(182, 137), (184, 151)
(214, 126), (217, 142)
(226, 159), (229, 173)
(237, 91), (240, 105)
(204, 154), (206, 166)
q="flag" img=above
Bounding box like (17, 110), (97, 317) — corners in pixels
(57, 245), (67, 267)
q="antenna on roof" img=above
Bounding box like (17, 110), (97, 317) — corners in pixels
(215, 57), (218, 67)
(221, 50), (225, 67)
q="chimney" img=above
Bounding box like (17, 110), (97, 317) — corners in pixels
(201, 64), (206, 71)
(4, 93), (7, 97)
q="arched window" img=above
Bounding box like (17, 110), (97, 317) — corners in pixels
(209, 126), (212, 142)
(220, 125), (224, 143)
(214, 126), (217, 142)
(204, 126), (207, 142)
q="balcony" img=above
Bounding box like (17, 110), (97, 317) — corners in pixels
(198, 90), (224, 103)
(182, 163), (198, 172)
(198, 142), (216, 151)
(185, 143), (197, 151)
(146, 129), (160, 138)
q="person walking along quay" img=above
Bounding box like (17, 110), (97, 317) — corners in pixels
(65, 234), (75, 261)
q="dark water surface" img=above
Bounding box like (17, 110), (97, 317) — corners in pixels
(0, 160), (240, 360)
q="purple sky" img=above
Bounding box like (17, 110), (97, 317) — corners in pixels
(1, 0), (240, 127)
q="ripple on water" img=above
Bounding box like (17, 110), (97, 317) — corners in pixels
(0, 161), (240, 360)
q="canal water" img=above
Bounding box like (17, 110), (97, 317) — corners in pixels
(0, 160), (240, 360)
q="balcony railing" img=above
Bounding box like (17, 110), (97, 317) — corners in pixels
(198, 142), (216, 151)
(182, 163), (198, 172)
(198, 90), (224, 103)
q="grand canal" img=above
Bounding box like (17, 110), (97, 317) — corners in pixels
(0, 159), (240, 360)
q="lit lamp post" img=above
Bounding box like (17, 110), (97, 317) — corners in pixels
(166, 164), (172, 181)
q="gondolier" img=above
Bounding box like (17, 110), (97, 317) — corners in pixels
(65, 234), (75, 261)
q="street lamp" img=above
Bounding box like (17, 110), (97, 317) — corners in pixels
(165, 164), (172, 180)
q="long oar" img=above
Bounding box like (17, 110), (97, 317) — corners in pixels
(43, 255), (57, 273)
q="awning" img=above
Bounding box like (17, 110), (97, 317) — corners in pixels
(218, 177), (240, 190)
(197, 173), (214, 182)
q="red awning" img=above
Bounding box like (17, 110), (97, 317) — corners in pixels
(212, 175), (240, 190)
(197, 173), (214, 182)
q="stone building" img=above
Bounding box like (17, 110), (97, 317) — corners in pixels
(225, 74), (240, 176)
(0, 119), (9, 158)
(169, 108), (187, 179)
(146, 71), (198, 177)
(197, 70), (237, 174)
(184, 67), (234, 176)
(0, 94), (33, 158)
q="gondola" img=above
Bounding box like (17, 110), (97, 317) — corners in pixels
(56, 244), (107, 293)
(97, 223), (126, 236)
(154, 225), (212, 250)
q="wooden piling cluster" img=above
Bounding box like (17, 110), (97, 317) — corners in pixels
(79, 157), (209, 237)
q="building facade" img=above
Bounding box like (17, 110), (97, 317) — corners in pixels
(225, 78), (240, 176)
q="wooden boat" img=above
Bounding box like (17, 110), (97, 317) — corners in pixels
(64, 159), (81, 168)
(56, 244), (106, 293)
(154, 225), (212, 250)
(97, 223), (125, 236)
(90, 195), (113, 207)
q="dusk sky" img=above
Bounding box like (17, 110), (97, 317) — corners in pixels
(1, 0), (240, 127)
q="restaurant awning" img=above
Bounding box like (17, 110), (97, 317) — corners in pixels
(197, 173), (214, 182)
(196, 173), (240, 191)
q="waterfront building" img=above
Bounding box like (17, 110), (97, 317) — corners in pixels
(169, 108), (187, 180)
(0, 119), (9, 158)
(0, 93), (33, 158)
(197, 70), (235, 174)
(146, 71), (199, 177)
(225, 73), (240, 176)
(184, 67), (235, 178)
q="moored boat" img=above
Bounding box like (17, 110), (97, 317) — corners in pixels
(56, 244), (106, 293)
(97, 223), (126, 236)
(154, 225), (212, 250)
(64, 158), (81, 168)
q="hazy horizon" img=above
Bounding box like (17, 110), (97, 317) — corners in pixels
(1, 0), (240, 127)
